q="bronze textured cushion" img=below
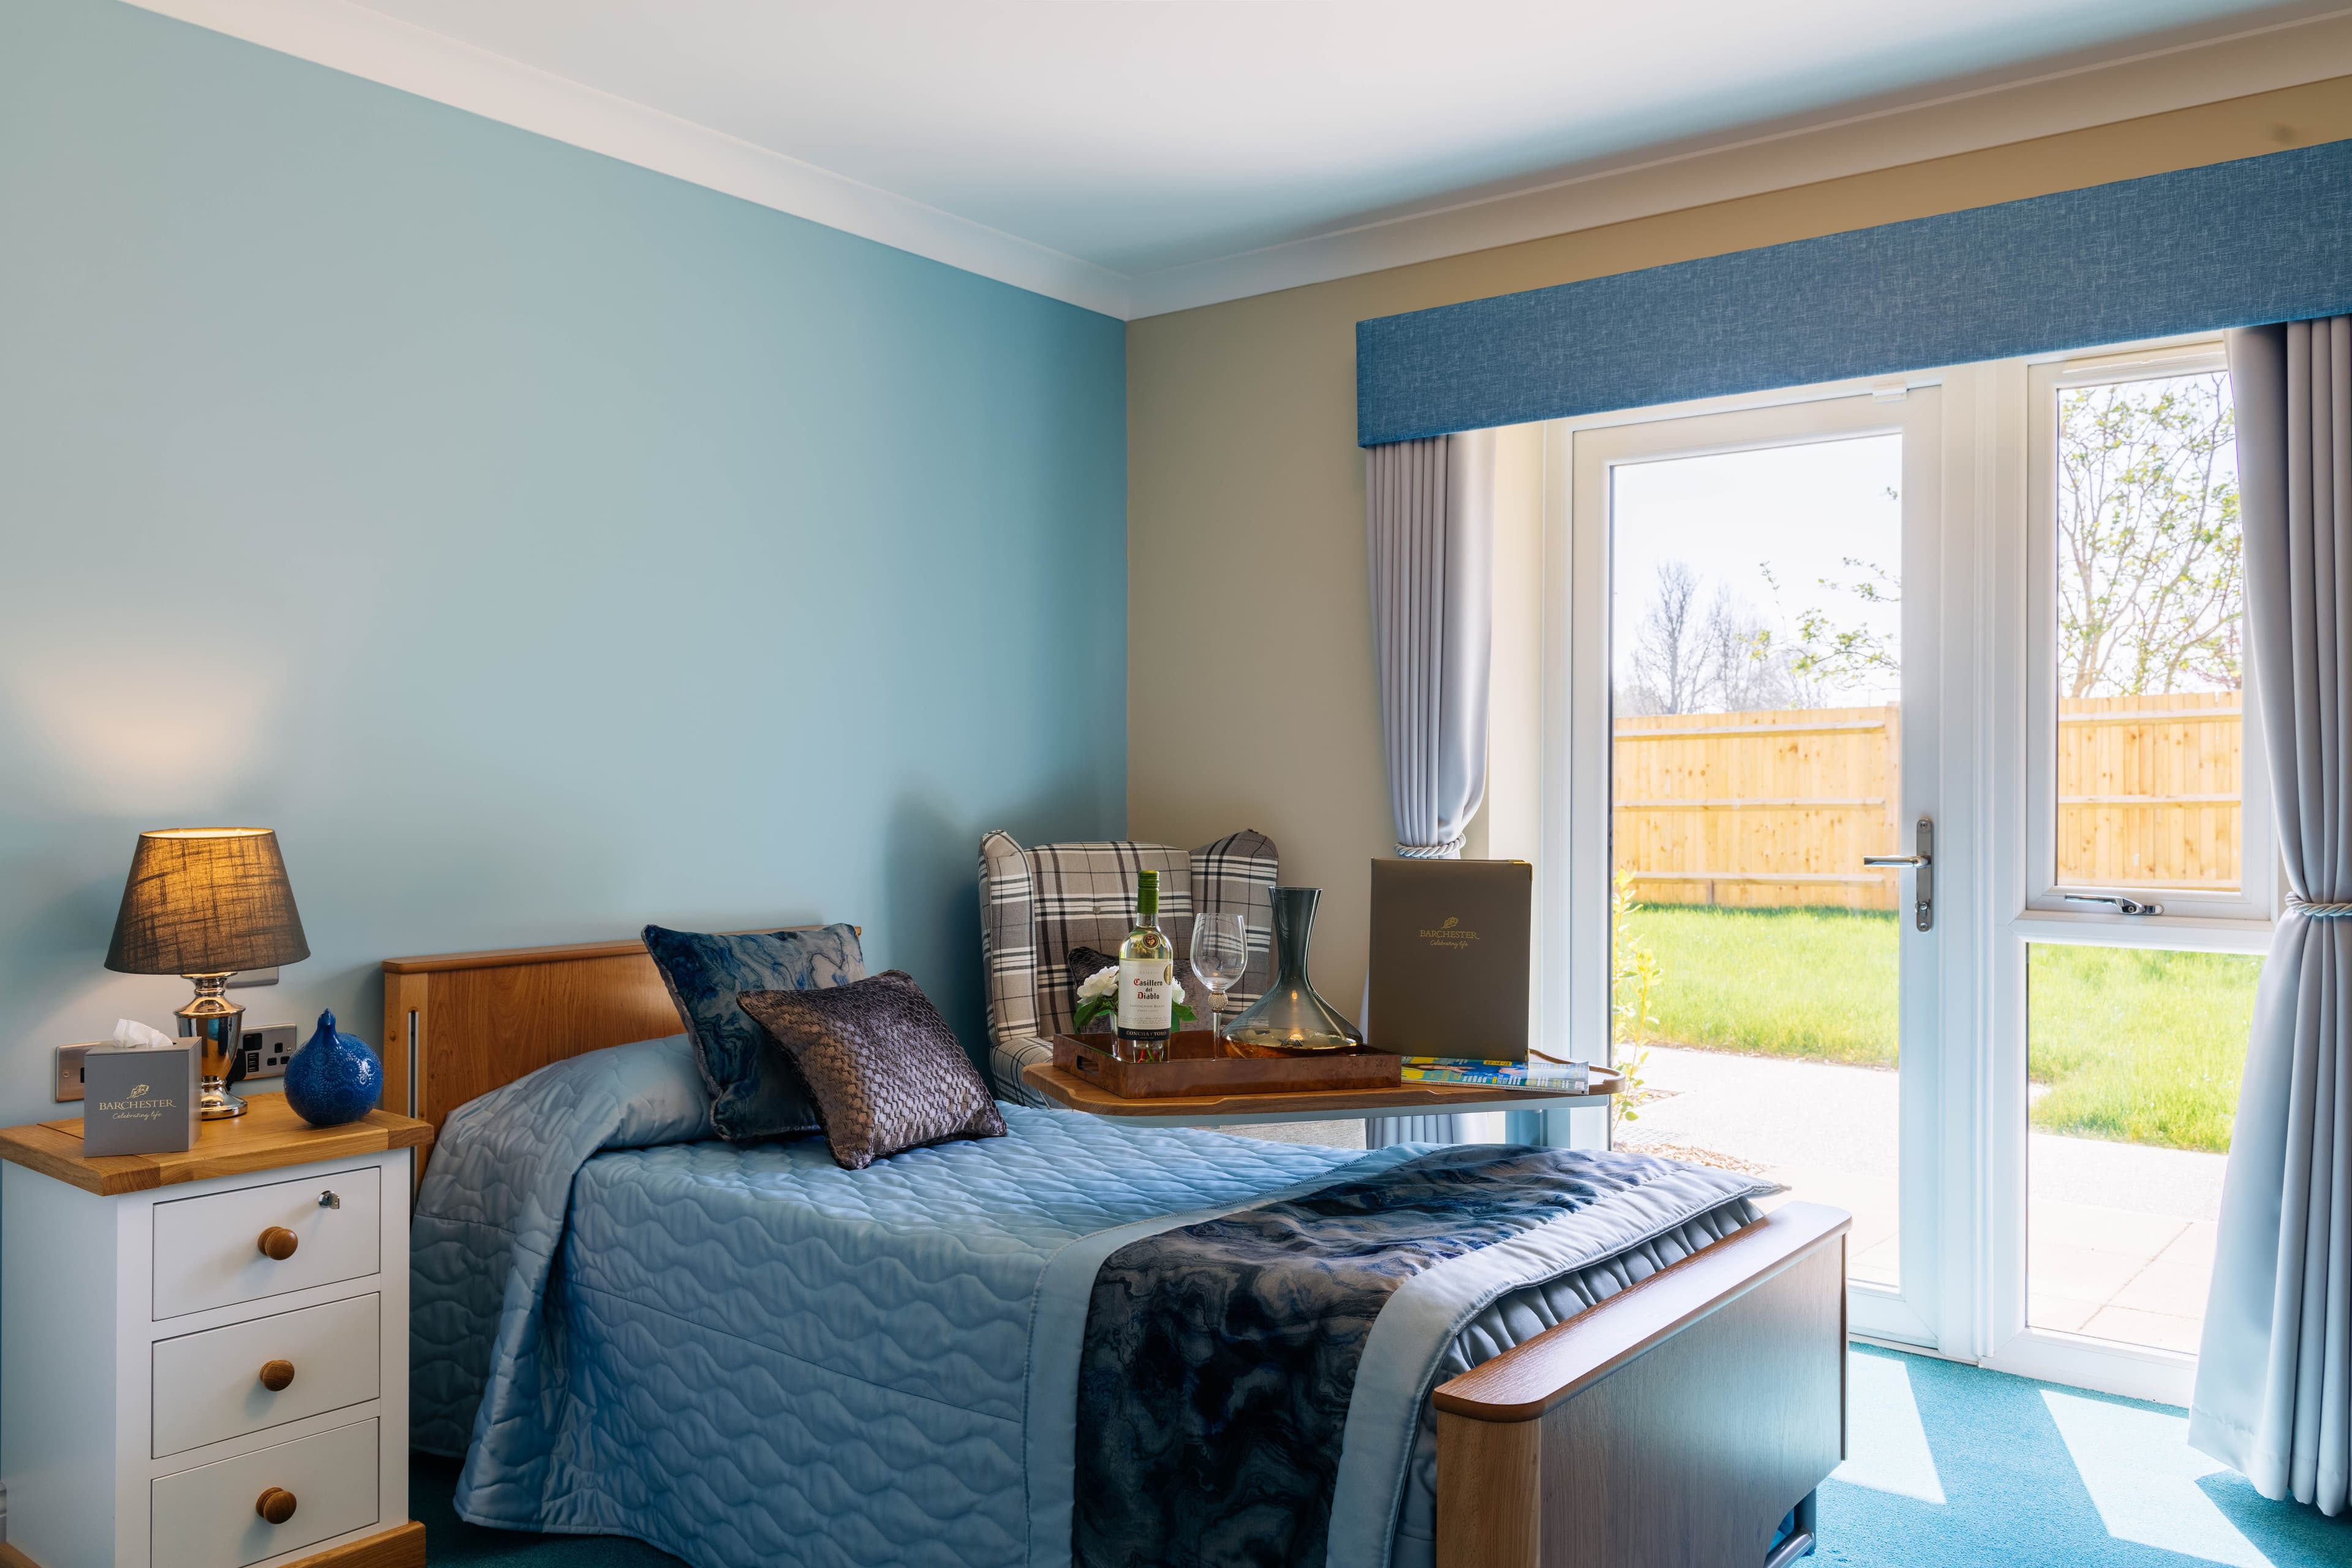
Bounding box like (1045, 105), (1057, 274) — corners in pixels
(738, 971), (1005, 1170)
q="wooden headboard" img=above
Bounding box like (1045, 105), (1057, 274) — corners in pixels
(381, 937), (690, 1150)
(382, 927), (850, 1150)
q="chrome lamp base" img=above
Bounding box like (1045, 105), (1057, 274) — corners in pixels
(179, 973), (249, 1120)
(198, 1078), (249, 1120)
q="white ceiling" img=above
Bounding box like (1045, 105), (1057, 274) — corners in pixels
(137, 1), (2352, 314)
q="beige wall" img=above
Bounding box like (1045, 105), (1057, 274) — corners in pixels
(1126, 78), (2352, 1012)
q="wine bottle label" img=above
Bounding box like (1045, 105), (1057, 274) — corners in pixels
(1117, 958), (1173, 1031)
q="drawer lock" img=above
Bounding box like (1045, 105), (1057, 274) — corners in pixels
(258, 1359), (296, 1392)
(257, 1227), (299, 1261)
(255, 1488), (298, 1525)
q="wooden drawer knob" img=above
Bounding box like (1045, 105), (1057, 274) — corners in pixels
(258, 1359), (296, 1392)
(255, 1488), (298, 1525)
(257, 1227), (299, 1261)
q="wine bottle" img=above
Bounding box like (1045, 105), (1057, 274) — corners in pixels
(1115, 869), (1175, 1061)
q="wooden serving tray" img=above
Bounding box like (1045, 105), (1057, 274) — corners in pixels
(1051, 1031), (1402, 1099)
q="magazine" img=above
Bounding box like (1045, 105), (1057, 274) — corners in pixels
(1397, 1056), (1589, 1091)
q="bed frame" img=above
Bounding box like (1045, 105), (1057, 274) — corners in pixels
(382, 936), (1849, 1568)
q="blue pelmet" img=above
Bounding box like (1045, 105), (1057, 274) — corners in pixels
(1356, 137), (2352, 447)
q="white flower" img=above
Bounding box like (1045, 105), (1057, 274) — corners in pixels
(1169, 978), (1186, 1005)
(1076, 968), (1118, 1000)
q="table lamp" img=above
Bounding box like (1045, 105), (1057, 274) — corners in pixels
(104, 827), (310, 1120)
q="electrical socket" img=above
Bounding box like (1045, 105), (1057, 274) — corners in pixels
(240, 1023), (299, 1080)
(54, 1023), (299, 1101)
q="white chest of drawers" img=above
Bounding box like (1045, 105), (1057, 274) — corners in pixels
(0, 1100), (431, 1568)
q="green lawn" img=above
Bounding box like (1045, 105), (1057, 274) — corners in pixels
(1615, 903), (2260, 1153)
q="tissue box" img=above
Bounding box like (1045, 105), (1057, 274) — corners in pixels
(81, 1041), (201, 1155)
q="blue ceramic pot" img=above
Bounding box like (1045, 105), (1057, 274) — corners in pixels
(284, 1009), (383, 1128)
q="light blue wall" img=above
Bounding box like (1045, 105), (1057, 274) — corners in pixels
(0, 0), (1127, 1127)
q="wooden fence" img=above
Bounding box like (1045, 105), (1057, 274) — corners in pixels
(1615, 691), (2242, 910)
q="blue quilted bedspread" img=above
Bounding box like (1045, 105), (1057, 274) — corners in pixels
(412, 1039), (1768, 1568)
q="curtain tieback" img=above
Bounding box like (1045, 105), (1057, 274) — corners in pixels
(2285, 895), (2352, 918)
(1396, 837), (1466, 860)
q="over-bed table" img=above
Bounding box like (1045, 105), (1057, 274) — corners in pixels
(386, 937), (1848, 1568)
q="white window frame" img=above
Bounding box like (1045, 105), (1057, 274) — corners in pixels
(2019, 338), (2275, 930)
(1532, 333), (2272, 1405)
(1980, 335), (2272, 1406)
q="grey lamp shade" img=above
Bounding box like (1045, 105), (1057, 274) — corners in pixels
(104, 828), (311, 977)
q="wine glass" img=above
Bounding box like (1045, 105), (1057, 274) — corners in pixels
(1189, 912), (1250, 1046)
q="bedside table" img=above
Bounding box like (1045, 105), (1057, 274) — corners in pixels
(0, 1096), (432, 1568)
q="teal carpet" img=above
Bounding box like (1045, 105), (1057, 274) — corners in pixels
(412, 1346), (2352, 1567)
(1819, 1347), (2349, 1566)
(411, 1454), (680, 1568)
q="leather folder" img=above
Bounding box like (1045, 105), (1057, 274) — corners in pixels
(1366, 858), (1532, 1061)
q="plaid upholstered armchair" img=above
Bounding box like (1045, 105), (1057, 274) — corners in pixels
(978, 830), (1278, 1106)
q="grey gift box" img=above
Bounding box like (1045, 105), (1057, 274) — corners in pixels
(81, 1040), (201, 1155)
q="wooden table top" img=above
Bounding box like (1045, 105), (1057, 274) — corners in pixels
(1022, 1061), (1622, 1122)
(0, 1094), (432, 1197)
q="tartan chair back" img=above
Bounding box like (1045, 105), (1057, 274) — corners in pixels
(976, 829), (1276, 1102)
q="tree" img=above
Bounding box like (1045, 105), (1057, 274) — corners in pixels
(1703, 587), (1814, 710)
(1757, 375), (2241, 703)
(1768, 555), (1900, 695)
(1623, 562), (1817, 714)
(1623, 561), (1707, 714)
(2057, 373), (2241, 696)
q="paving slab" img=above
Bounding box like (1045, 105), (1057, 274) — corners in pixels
(2082, 1303), (2205, 1354)
(2030, 1199), (2191, 1259)
(1627, 1044), (2233, 1354)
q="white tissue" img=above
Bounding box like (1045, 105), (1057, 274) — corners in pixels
(112, 1018), (175, 1050)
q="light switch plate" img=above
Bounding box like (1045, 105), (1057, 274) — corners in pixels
(54, 1042), (99, 1102)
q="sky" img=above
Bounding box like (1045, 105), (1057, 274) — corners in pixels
(1610, 431), (1905, 709)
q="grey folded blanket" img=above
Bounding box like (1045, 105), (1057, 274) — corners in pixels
(1072, 1144), (1751, 1567)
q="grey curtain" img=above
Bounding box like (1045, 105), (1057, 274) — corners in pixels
(1363, 431), (1497, 1148)
(2190, 317), (2352, 1517)
(1366, 431), (1496, 858)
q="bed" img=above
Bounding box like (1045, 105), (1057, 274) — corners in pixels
(387, 937), (1849, 1568)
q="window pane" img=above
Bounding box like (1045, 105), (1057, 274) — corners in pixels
(1605, 434), (1904, 1288)
(2026, 941), (2260, 1351)
(2052, 372), (2244, 892)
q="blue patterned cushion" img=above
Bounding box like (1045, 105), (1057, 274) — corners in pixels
(642, 923), (865, 1139)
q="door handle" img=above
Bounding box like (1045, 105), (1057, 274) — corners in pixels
(1863, 816), (1934, 932)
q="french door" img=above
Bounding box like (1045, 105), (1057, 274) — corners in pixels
(1550, 388), (1947, 1347)
(1539, 340), (2270, 1401)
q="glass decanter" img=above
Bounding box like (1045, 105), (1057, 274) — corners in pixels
(1218, 886), (1365, 1052)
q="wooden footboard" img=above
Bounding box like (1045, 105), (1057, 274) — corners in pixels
(1433, 1202), (1849, 1568)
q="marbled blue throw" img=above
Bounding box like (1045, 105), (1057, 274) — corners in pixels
(1074, 1144), (1714, 1568)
